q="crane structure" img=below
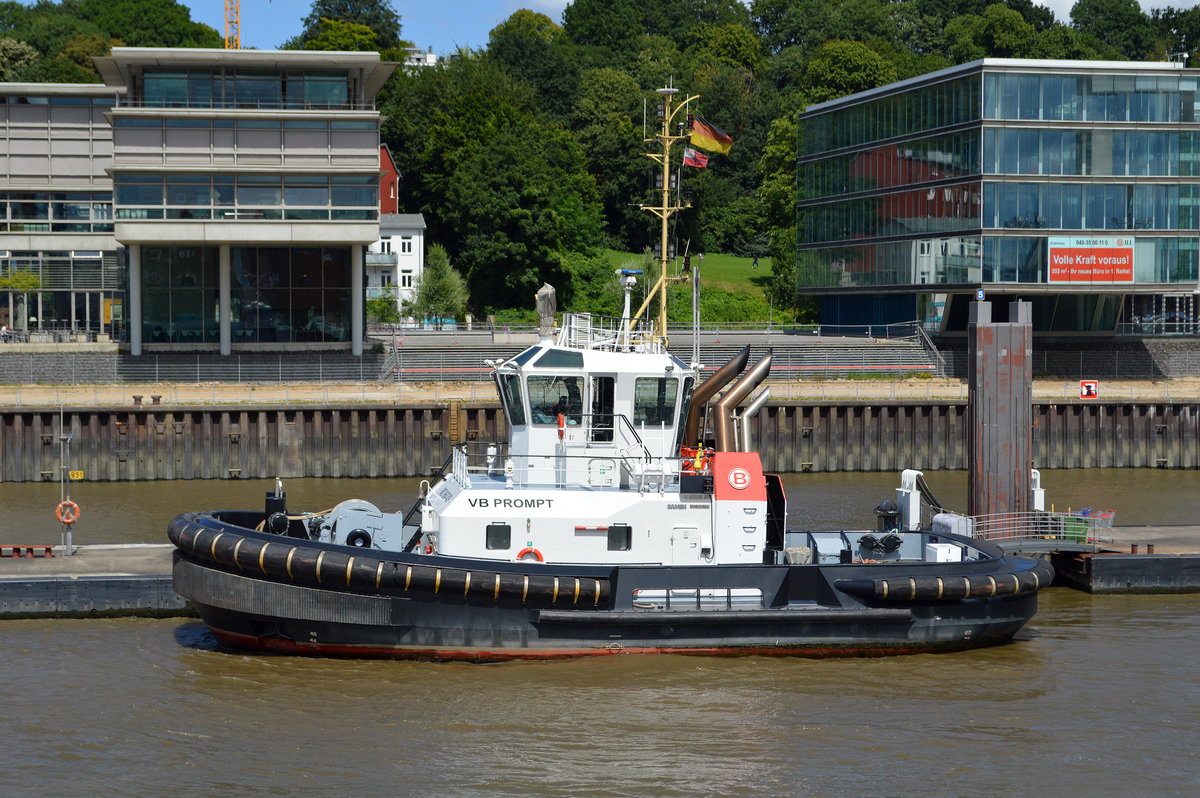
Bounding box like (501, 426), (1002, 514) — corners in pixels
(224, 0), (240, 49)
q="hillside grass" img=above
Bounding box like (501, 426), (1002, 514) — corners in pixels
(601, 249), (773, 296)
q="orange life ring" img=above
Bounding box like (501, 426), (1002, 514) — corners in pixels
(56, 499), (80, 525)
(423, 543), (434, 554)
(516, 546), (544, 563)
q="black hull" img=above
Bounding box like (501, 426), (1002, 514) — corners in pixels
(168, 512), (1049, 662)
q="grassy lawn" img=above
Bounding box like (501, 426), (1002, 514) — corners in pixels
(602, 249), (773, 296)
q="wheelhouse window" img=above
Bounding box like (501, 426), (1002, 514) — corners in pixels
(527, 375), (583, 425)
(498, 373), (526, 426)
(634, 377), (679, 426)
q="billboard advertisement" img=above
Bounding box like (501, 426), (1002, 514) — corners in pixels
(1047, 236), (1134, 283)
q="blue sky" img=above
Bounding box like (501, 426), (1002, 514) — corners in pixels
(180, 2), (1175, 55)
(181, 1), (571, 53)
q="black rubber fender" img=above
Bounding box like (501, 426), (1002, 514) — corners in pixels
(835, 559), (1054, 602)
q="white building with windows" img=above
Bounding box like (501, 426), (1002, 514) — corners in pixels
(366, 213), (425, 314)
(0, 47), (396, 354)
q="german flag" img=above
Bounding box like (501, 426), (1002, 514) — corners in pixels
(689, 114), (732, 154)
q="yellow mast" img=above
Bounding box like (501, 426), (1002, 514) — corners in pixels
(631, 86), (699, 346)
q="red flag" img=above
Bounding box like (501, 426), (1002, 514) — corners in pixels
(682, 147), (708, 168)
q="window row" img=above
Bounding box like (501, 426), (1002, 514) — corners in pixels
(802, 131), (980, 201)
(802, 76), (980, 155)
(138, 69), (354, 110)
(139, 246), (353, 344)
(984, 73), (1198, 123)
(113, 117), (377, 130)
(800, 184), (981, 245)
(983, 182), (1200, 231)
(0, 96), (111, 106)
(982, 236), (1198, 284)
(984, 128), (1200, 177)
(1, 253), (122, 290)
(0, 192), (113, 233)
(114, 174), (378, 219)
(795, 235), (1199, 289)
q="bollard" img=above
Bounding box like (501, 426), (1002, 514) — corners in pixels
(132, 394), (143, 407)
(151, 395), (162, 405)
(1131, 544), (1139, 554)
(1147, 544), (1155, 555)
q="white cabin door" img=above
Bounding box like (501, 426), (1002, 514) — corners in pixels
(671, 526), (699, 565)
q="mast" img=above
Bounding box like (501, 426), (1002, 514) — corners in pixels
(631, 85), (699, 347)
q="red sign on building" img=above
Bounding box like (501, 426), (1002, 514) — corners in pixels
(1048, 237), (1134, 283)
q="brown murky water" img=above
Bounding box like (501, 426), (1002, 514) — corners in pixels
(0, 471), (1198, 794)
(0, 589), (1197, 796)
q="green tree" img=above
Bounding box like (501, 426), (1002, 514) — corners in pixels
(295, 0), (403, 50)
(800, 40), (898, 104)
(571, 67), (646, 247)
(487, 10), (581, 120)
(945, 4), (1038, 61)
(757, 116), (803, 317)
(562, 0), (642, 50)
(302, 17), (377, 51)
(686, 22), (766, 75)
(1071, 0), (1156, 60)
(380, 55), (605, 313)
(365, 287), (400, 323)
(0, 37), (37, 80)
(1151, 5), (1200, 65)
(74, 0), (221, 48)
(408, 244), (467, 326)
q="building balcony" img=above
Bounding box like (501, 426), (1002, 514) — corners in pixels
(366, 251), (399, 266)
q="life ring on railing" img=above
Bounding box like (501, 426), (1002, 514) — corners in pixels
(56, 499), (80, 525)
(557, 413), (565, 440)
(516, 546), (545, 563)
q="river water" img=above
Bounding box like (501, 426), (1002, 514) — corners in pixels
(1, 472), (1198, 795)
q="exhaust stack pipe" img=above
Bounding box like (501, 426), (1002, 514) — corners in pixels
(715, 350), (772, 452)
(682, 345), (749, 448)
(738, 387), (771, 453)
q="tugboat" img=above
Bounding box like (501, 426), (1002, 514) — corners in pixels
(167, 87), (1053, 661)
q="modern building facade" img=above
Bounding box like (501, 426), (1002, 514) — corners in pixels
(0, 82), (121, 339)
(0, 47), (396, 355)
(797, 59), (1200, 334)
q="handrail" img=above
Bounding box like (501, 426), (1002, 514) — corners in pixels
(915, 324), (947, 378)
(968, 510), (1115, 551)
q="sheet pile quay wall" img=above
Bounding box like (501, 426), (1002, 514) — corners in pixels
(1, 400), (1197, 482)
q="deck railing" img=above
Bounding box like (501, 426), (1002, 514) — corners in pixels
(969, 510), (1116, 550)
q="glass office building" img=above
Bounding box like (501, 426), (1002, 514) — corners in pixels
(797, 59), (1200, 334)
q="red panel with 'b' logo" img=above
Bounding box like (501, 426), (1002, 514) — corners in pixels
(711, 452), (766, 502)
